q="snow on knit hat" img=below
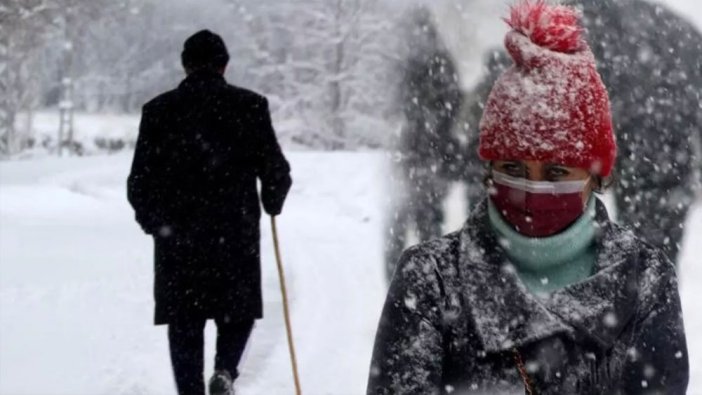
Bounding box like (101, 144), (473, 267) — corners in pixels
(478, 0), (616, 176)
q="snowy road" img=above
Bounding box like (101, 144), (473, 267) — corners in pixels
(0, 152), (700, 394)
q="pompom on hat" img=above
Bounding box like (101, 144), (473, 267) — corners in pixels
(478, 0), (616, 176)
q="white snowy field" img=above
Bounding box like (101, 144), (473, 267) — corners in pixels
(0, 152), (701, 394)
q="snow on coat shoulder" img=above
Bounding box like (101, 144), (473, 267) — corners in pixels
(367, 198), (688, 395)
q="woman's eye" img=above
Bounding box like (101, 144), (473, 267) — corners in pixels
(548, 167), (570, 179)
(501, 164), (524, 176)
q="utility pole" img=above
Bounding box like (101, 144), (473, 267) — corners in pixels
(57, 16), (74, 157)
(57, 76), (74, 157)
(0, 7), (15, 156)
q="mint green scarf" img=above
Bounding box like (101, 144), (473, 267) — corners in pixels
(487, 196), (597, 295)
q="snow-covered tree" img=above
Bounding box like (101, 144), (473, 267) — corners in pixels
(226, 0), (401, 149)
(2, 0), (423, 153)
(0, 0), (57, 155)
(0, 0), (119, 155)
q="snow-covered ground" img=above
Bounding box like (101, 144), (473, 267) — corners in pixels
(0, 152), (387, 395)
(0, 152), (701, 394)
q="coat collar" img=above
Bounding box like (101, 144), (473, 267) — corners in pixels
(458, 198), (640, 353)
(178, 69), (226, 91)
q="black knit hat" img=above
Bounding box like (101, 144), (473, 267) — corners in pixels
(181, 30), (230, 71)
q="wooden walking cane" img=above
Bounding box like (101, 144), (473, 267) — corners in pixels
(513, 349), (534, 395)
(270, 216), (303, 395)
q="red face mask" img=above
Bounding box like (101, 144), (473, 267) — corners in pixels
(489, 171), (589, 237)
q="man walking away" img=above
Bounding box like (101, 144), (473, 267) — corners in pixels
(127, 30), (292, 395)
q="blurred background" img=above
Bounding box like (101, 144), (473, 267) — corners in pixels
(1, 0), (448, 155)
(0, 0), (610, 155)
(1, 0), (701, 394)
(2, 0), (699, 154)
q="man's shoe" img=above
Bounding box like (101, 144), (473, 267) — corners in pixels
(208, 370), (234, 395)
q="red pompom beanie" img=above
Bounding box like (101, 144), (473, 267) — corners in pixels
(478, 0), (616, 176)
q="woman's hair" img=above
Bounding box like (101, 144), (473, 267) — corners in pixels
(593, 174), (615, 193)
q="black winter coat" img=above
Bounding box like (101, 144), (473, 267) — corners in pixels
(127, 70), (292, 325)
(368, 199), (688, 394)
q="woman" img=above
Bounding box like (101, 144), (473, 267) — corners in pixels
(367, 2), (688, 394)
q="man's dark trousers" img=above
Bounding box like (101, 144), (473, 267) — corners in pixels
(169, 317), (254, 395)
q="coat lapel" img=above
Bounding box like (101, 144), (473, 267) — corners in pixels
(458, 200), (573, 353)
(542, 200), (640, 350)
(459, 199), (639, 353)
